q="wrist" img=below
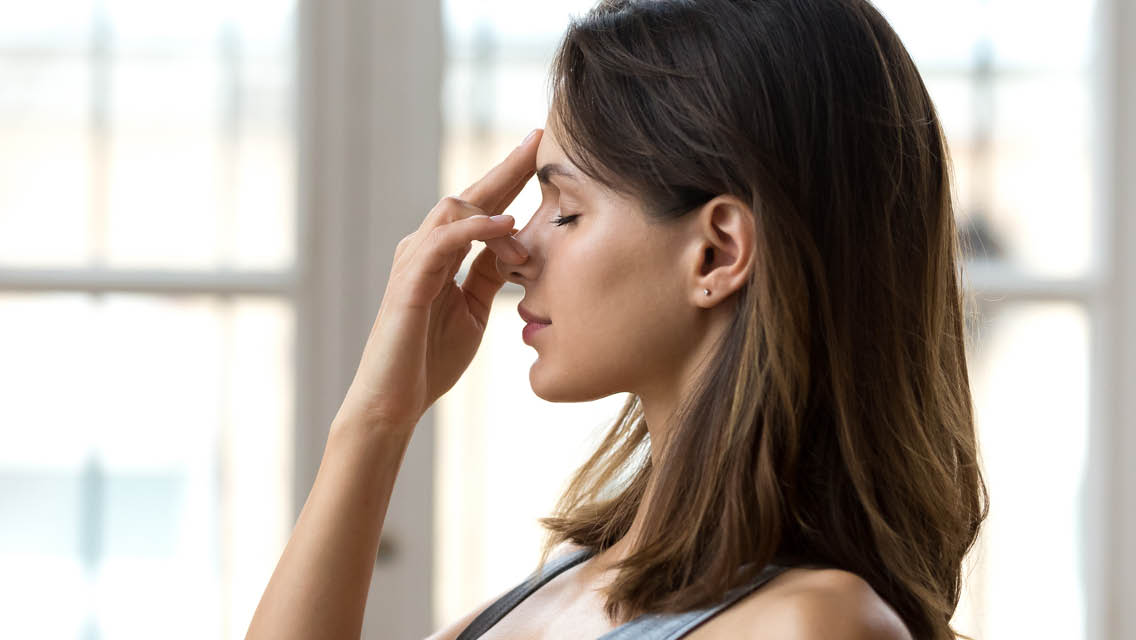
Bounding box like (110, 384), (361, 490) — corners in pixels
(329, 404), (418, 445)
(329, 409), (416, 444)
(333, 385), (423, 440)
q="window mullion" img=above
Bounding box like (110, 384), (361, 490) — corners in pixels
(1097, 0), (1136, 639)
(0, 267), (296, 296)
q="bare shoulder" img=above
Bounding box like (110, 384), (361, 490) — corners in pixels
(699, 567), (912, 640)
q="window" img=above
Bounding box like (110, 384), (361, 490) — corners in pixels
(0, 3), (297, 638)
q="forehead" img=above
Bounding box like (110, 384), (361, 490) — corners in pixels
(536, 123), (599, 196)
(532, 119), (625, 204)
(535, 127), (579, 187)
(536, 116), (566, 162)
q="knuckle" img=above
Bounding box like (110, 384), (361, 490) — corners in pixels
(394, 234), (413, 257)
(439, 195), (467, 211)
(436, 196), (473, 223)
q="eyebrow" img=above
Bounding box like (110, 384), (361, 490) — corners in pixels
(536, 163), (579, 186)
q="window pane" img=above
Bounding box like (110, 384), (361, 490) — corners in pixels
(0, 4), (296, 270)
(954, 300), (1089, 638)
(0, 1), (92, 48)
(105, 55), (227, 268)
(0, 53), (91, 266)
(986, 74), (1093, 275)
(874, 0), (1099, 278)
(0, 292), (294, 639)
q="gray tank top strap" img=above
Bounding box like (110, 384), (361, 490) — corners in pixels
(597, 561), (791, 639)
(455, 547), (597, 640)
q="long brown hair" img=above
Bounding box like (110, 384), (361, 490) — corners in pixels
(532, 1), (989, 638)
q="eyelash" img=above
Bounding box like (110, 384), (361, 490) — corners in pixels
(550, 214), (579, 227)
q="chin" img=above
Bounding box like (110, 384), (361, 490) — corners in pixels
(528, 359), (618, 403)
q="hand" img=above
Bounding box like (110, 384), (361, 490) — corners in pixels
(333, 129), (542, 434)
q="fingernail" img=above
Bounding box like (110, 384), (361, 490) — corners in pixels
(519, 129), (538, 147)
(489, 214), (511, 223)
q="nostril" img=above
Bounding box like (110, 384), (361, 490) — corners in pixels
(494, 256), (524, 284)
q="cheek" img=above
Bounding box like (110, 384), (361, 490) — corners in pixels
(528, 250), (687, 401)
(529, 300), (686, 402)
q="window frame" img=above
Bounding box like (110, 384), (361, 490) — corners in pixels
(1092, 1), (1136, 638)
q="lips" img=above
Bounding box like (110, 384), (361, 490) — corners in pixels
(517, 303), (551, 325)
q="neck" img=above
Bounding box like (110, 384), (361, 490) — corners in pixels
(589, 309), (728, 576)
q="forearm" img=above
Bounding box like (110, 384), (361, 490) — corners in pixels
(246, 415), (414, 639)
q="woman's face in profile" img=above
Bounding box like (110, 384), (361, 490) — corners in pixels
(497, 117), (708, 404)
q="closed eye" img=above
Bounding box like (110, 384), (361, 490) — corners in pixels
(550, 214), (579, 227)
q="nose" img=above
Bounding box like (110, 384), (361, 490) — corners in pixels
(496, 212), (542, 286)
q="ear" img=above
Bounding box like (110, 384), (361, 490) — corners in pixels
(685, 195), (756, 308)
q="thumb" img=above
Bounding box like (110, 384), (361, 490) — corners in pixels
(460, 245), (509, 327)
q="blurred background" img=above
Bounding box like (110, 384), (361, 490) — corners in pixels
(0, 0), (1133, 638)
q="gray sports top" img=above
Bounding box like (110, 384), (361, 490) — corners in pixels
(455, 548), (796, 639)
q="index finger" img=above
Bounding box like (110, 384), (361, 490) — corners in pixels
(458, 128), (543, 215)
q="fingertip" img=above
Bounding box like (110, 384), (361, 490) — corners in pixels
(518, 128), (540, 148)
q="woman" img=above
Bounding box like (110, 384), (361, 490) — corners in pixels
(247, 0), (988, 638)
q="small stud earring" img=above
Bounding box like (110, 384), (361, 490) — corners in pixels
(703, 288), (711, 296)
